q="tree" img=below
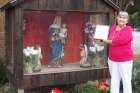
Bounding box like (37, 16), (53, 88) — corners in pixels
(127, 0), (140, 29)
(127, 0), (140, 14)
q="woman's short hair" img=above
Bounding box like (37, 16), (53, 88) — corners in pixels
(118, 11), (129, 19)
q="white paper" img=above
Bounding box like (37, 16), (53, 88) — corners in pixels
(94, 25), (110, 40)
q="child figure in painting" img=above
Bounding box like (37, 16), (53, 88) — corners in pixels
(59, 24), (68, 45)
(59, 23), (68, 66)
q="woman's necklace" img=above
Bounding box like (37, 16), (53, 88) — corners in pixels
(116, 25), (126, 31)
(112, 25), (126, 40)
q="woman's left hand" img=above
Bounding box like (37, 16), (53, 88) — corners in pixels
(95, 39), (104, 45)
(102, 39), (112, 44)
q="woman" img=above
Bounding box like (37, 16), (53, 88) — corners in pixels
(102, 11), (133, 93)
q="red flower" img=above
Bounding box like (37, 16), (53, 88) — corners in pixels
(51, 88), (63, 93)
(97, 82), (110, 92)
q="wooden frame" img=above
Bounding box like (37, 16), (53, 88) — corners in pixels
(0, 0), (130, 92)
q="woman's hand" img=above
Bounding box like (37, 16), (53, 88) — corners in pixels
(95, 39), (104, 45)
(95, 39), (112, 45)
(102, 39), (112, 44)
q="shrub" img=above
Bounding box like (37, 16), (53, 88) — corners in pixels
(74, 82), (98, 93)
(132, 61), (140, 93)
(134, 54), (140, 62)
(0, 57), (8, 85)
(74, 81), (110, 93)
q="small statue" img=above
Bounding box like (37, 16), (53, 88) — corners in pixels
(23, 46), (34, 73)
(83, 16), (105, 68)
(59, 24), (68, 45)
(32, 45), (42, 72)
(84, 19), (96, 51)
(48, 16), (63, 68)
(23, 45), (42, 73)
(59, 23), (68, 66)
(84, 22), (95, 34)
(80, 44), (91, 67)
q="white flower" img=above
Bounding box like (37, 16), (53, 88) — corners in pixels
(23, 48), (30, 57)
(23, 46), (42, 61)
(23, 46), (35, 56)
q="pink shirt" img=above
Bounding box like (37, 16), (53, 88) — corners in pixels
(108, 25), (133, 62)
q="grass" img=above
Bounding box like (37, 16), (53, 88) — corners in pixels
(134, 54), (140, 62)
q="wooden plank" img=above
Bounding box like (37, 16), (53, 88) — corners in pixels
(23, 76), (32, 89)
(108, 10), (116, 25)
(90, 68), (97, 80)
(40, 74), (54, 86)
(70, 0), (83, 10)
(5, 9), (15, 89)
(24, 74), (54, 89)
(62, 0), (70, 10)
(46, 0), (66, 10)
(84, 0), (91, 10)
(47, 0), (55, 10)
(97, 0), (106, 12)
(13, 7), (23, 89)
(5, 8), (16, 67)
(55, 0), (63, 9)
(38, 0), (47, 10)
(22, 0), (39, 10)
(23, 67), (109, 89)
(88, 0), (97, 11)
(21, 0), (97, 12)
(31, 75), (40, 88)
(75, 71), (90, 83)
(53, 73), (68, 85)
(5, 10), (11, 65)
(30, 0), (39, 9)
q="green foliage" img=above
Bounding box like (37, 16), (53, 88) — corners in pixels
(5, 90), (16, 93)
(133, 61), (140, 81)
(133, 85), (140, 93)
(127, 0), (140, 27)
(132, 61), (140, 93)
(127, 0), (140, 14)
(0, 64), (8, 84)
(134, 54), (140, 62)
(0, 58), (8, 85)
(129, 11), (140, 27)
(74, 82), (98, 93)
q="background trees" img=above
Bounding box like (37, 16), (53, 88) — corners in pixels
(127, 0), (140, 30)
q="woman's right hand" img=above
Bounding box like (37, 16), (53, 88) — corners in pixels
(95, 39), (104, 45)
(102, 39), (112, 44)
